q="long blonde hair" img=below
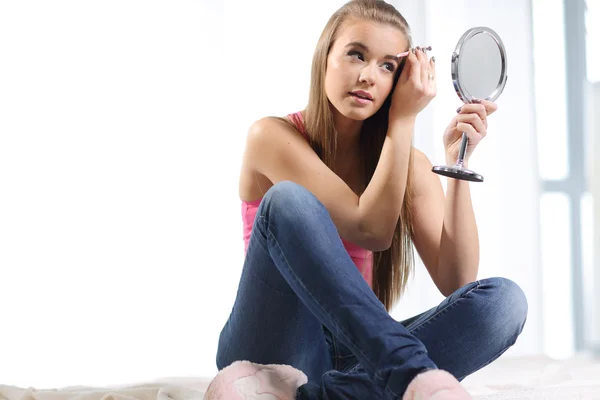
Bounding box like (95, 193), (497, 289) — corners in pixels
(304, 0), (415, 311)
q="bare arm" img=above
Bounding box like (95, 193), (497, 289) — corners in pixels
(356, 117), (416, 248)
(245, 116), (414, 251)
(411, 100), (497, 295)
(411, 150), (479, 297)
(358, 47), (437, 247)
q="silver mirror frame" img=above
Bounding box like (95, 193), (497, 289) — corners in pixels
(432, 26), (508, 183)
(451, 26), (508, 104)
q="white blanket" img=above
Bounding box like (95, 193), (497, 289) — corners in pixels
(0, 378), (209, 400)
(1, 356), (599, 400)
(463, 355), (600, 399)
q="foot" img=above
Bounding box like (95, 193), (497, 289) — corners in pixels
(402, 370), (472, 400)
(205, 360), (308, 400)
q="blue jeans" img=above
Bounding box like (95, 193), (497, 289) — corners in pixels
(216, 181), (528, 400)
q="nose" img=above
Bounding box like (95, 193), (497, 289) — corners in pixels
(359, 64), (376, 86)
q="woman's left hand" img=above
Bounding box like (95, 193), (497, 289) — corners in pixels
(443, 99), (498, 164)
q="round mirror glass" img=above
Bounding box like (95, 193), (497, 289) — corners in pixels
(458, 32), (503, 101)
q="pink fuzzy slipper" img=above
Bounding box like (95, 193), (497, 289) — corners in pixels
(402, 370), (472, 400)
(205, 361), (308, 400)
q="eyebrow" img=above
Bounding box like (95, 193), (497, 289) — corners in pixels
(344, 41), (399, 62)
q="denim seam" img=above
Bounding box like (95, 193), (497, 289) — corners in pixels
(384, 383), (401, 399)
(245, 268), (301, 297)
(244, 238), (300, 297)
(335, 354), (356, 359)
(331, 334), (341, 369)
(407, 280), (482, 334)
(346, 363), (362, 375)
(326, 362), (362, 376)
(342, 363), (361, 375)
(260, 217), (379, 376)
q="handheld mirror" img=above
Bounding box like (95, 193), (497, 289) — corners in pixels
(432, 26), (508, 182)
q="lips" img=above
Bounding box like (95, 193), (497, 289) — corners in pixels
(349, 91), (373, 101)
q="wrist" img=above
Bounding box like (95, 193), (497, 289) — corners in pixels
(388, 115), (416, 134)
(446, 153), (468, 168)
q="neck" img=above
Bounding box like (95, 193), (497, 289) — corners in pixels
(332, 108), (363, 157)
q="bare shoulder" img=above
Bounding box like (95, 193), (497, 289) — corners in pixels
(239, 115), (309, 200)
(244, 115), (310, 165)
(247, 115), (300, 142)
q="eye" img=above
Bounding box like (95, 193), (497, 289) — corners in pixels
(347, 50), (365, 61)
(383, 63), (396, 72)
(347, 50), (396, 72)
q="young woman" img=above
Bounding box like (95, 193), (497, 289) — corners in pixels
(207, 1), (528, 399)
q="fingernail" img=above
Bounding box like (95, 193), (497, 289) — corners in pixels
(432, 56), (435, 63)
(411, 48), (416, 54)
(456, 106), (462, 113)
(472, 98), (481, 104)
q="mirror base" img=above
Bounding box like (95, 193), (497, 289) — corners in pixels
(432, 165), (484, 182)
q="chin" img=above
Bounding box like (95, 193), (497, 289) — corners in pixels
(347, 110), (372, 121)
(332, 103), (377, 122)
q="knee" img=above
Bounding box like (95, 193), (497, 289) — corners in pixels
(261, 181), (324, 219)
(264, 181), (314, 205)
(477, 277), (528, 344)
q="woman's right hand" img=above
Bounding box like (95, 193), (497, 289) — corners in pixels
(389, 47), (437, 123)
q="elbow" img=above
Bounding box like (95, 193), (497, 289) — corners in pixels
(373, 234), (393, 252)
(364, 230), (394, 252)
(355, 215), (395, 252)
(438, 272), (478, 297)
(371, 240), (393, 252)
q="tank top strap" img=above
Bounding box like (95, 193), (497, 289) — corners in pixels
(286, 111), (309, 141)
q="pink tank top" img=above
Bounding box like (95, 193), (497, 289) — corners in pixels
(241, 112), (373, 287)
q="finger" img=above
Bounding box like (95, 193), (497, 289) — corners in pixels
(457, 113), (486, 136)
(416, 47), (429, 84)
(407, 48), (421, 84)
(398, 53), (413, 83)
(475, 99), (498, 116)
(446, 116), (459, 133)
(456, 122), (483, 143)
(458, 103), (487, 123)
(428, 56), (436, 93)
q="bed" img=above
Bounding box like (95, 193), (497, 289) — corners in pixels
(1, 355), (598, 400)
